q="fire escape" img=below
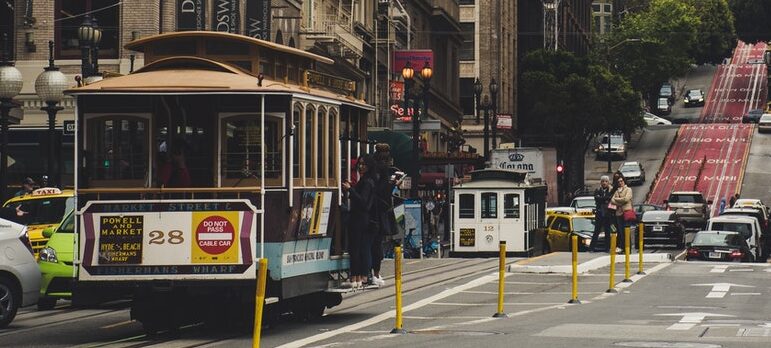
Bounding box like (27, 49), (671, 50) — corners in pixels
(300, 0), (364, 61)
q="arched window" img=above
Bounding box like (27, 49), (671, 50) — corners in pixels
(318, 106), (327, 185)
(304, 105), (316, 185)
(293, 103), (302, 180)
(288, 37), (296, 48)
(275, 29), (284, 45)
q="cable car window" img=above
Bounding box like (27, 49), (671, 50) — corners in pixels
(459, 194), (475, 219)
(293, 104), (301, 179)
(318, 107), (326, 184)
(504, 193), (520, 219)
(481, 192), (497, 219)
(221, 115), (282, 183)
(87, 116), (148, 182)
(328, 109), (338, 181)
(305, 106), (315, 184)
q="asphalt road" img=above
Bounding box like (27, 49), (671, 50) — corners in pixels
(741, 128), (771, 205)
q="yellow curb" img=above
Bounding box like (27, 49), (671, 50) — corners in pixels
(735, 125), (754, 195)
(514, 252), (558, 265)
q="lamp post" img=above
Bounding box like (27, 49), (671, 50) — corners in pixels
(473, 78), (482, 125)
(35, 41), (68, 187)
(489, 78), (499, 151)
(0, 34), (24, 200)
(402, 61), (417, 197)
(91, 18), (102, 76)
(481, 95), (491, 160)
(78, 15), (102, 79)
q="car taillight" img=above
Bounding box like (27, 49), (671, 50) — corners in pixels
(19, 231), (34, 255)
(687, 248), (700, 257)
(729, 250), (743, 259)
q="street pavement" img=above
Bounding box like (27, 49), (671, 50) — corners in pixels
(741, 127), (771, 205)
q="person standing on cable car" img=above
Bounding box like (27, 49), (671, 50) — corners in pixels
(342, 155), (377, 289)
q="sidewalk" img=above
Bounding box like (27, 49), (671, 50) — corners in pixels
(509, 251), (672, 274)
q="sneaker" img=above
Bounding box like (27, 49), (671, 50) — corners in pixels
(353, 281), (361, 289)
(373, 276), (386, 286)
(340, 281), (353, 289)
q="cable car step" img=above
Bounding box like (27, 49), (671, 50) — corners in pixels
(325, 284), (380, 293)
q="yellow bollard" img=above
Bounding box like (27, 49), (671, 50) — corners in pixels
(391, 245), (407, 334)
(623, 226), (632, 282)
(637, 222), (646, 275)
(252, 258), (268, 348)
(606, 233), (618, 293)
(494, 241), (507, 317)
(568, 235), (581, 304)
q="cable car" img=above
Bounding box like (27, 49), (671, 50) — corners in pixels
(451, 169), (547, 256)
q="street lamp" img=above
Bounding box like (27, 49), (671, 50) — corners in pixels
(403, 61), (418, 197)
(481, 94), (491, 160)
(0, 34), (24, 200)
(78, 15), (102, 79)
(489, 78), (499, 151)
(35, 41), (68, 187)
(473, 78), (482, 125)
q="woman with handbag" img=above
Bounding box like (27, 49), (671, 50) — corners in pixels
(611, 176), (634, 250)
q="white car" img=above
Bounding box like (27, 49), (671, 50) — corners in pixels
(759, 114), (771, 133)
(733, 199), (769, 217)
(706, 215), (763, 261)
(643, 112), (672, 126)
(0, 218), (40, 328)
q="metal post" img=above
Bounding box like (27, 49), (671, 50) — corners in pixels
(0, 100), (9, 200)
(483, 101), (490, 160)
(252, 258), (268, 348)
(391, 245), (407, 334)
(607, 131), (612, 173)
(568, 235), (580, 304)
(637, 222), (646, 275)
(623, 226), (632, 282)
(493, 241), (506, 317)
(606, 233), (618, 293)
(43, 102), (63, 186)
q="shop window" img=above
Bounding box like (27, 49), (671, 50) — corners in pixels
(504, 193), (520, 219)
(459, 194), (475, 219)
(220, 115), (283, 186)
(55, 0), (120, 59)
(481, 192), (497, 219)
(87, 116), (149, 184)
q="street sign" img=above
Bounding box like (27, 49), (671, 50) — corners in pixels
(392, 119), (441, 132)
(63, 120), (76, 135)
(497, 114), (512, 129)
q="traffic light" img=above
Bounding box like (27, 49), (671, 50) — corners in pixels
(556, 161), (565, 174)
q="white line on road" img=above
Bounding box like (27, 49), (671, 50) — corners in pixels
(432, 302), (564, 306)
(728, 268), (754, 272)
(710, 265), (729, 273)
(730, 292), (762, 296)
(706, 291), (727, 298)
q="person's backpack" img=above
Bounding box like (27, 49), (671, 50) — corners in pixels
(370, 172), (398, 236)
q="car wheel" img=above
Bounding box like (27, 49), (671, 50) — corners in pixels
(37, 297), (58, 311)
(0, 276), (21, 329)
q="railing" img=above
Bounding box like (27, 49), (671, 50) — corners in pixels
(78, 187), (262, 200)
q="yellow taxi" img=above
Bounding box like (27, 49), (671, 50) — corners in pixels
(3, 188), (75, 256)
(545, 210), (609, 252)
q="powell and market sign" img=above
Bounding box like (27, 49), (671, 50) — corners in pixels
(177, 0), (271, 39)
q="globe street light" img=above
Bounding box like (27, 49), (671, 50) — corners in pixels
(0, 34), (23, 199)
(35, 41), (68, 186)
(402, 61), (419, 197)
(79, 15), (95, 78)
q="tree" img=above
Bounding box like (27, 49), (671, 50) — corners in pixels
(728, 0), (771, 43)
(519, 50), (642, 201)
(687, 0), (737, 65)
(609, 0), (700, 104)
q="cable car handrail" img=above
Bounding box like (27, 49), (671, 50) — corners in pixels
(77, 187), (262, 194)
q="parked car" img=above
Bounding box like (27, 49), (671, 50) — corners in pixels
(570, 196), (596, 212)
(618, 161), (646, 186)
(707, 215), (763, 260)
(545, 210), (600, 252)
(643, 112), (672, 126)
(0, 218), (40, 328)
(759, 114), (771, 133)
(732, 199), (769, 218)
(594, 133), (627, 160)
(37, 211), (74, 310)
(665, 191), (710, 230)
(656, 97), (672, 116)
(686, 230), (755, 262)
(2, 188), (75, 257)
(742, 108), (764, 124)
(641, 211), (687, 248)
(683, 89), (705, 107)
(720, 207), (770, 256)
(634, 203), (663, 221)
(659, 83), (675, 104)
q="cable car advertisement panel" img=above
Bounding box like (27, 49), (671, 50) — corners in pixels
(78, 199), (257, 281)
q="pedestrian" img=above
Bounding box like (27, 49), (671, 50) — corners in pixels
(0, 205), (28, 224)
(369, 144), (397, 287)
(14, 177), (36, 197)
(591, 175), (613, 252)
(342, 155), (377, 289)
(158, 139), (191, 188)
(611, 176), (634, 251)
(729, 193), (739, 208)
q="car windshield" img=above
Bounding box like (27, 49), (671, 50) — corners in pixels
(58, 212), (75, 233)
(658, 99), (668, 107)
(760, 115), (771, 122)
(710, 222), (752, 239)
(601, 136), (623, 145)
(5, 197), (75, 225)
(687, 90), (701, 97)
(572, 217), (595, 233)
(620, 163), (639, 172)
(660, 87), (672, 94)
(668, 194), (704, 203)
(692, 233), (741, 247)
(573, 199), (595, 209)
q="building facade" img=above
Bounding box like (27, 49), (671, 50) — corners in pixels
(458, 0), (517, 155)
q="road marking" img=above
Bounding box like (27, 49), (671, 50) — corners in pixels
(706, 292), (727, 298)
(657, 312), (735, 331)
(710, 265), (729, 273)
(693, 282), (754, 298)
(99, 320), (135, 329)
(402, 316), (489, 320)
(460, 290), (574, 295)
(730, 292), (761, 296)
(432, 302), (564, 306)
(505, 281), (606, 285)
(728, 268), (754, 272)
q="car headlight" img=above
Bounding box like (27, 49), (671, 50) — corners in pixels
(39, 247), (58, 263)
(617, 145), (625, 151)
(684, 98), (689, 103)
(583, 238), (592, 247)
(698, 98), (704, 102)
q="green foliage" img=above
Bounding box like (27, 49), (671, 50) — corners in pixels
(728, 0), (771, 43)
(686, 0), (737, 65)
(609, 0), (700, 100)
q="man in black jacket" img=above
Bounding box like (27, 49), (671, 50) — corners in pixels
(591, 175), (612, 252)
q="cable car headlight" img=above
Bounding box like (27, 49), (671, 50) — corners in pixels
(485, 235), (493, 243)
(39, 247), (58, 263)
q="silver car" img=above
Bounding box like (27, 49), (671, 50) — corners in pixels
(619, 161), (645, 185)
(666, 191), (711, 230)
(0, 218), (40, 328)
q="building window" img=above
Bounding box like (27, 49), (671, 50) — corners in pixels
(87, 116), (149, 183)
(458, 0), (475, 4)
(0, 1), (13, 60)
(481, 192), (497, 219)
(55, 0), (120, 59)
(460, 22), (475, 61)
(459, 194), (475, 219)
(460, 78), (475, 116)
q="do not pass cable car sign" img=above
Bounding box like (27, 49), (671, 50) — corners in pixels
(192, 212), (240, 263)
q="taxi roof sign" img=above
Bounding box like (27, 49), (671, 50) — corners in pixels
(32, 187), (63, 196)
